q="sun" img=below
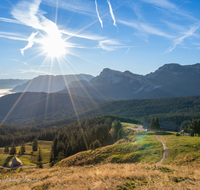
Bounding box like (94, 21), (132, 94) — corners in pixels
(41, 29), (67, 58)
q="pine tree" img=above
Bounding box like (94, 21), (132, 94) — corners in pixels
(4, 146), (7, 154)
(118, 129), (123, 140)
(93, 140), (101, 149)
(32, 138), (38, 151)
(10, 142), (16, 155)
(155, 118), (161, 129)
(38, 147), (43, 168)
(20, 141), (26, 155)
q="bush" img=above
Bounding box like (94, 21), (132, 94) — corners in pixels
(175, 133), (180, 136)
(93, 140), (101, 149)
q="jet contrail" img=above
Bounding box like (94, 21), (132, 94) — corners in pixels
(125, 47), (131, 54)
(107, 0), (117, 27)
(20, 32), (38, 55)
(95, 0), (103, 28)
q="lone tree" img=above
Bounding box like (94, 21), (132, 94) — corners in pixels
(20, 141), (26, 155)
(10, 142), (16, 155)
(188, 119), (200, 136)
(37, 147), (43, 168)
(112, 120), (122, 140)
(4, 146), (9, 154)
(32, 138), (38, 151)
(150, 118), (161, 130)
(93, 140), (101, 149)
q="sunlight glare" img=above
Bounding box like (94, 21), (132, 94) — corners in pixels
(42, 26), (67, 58)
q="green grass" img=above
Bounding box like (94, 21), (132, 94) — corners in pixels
(0, 140), (52, 167)
(122, 122), (137, 128)
(160, 135), (200, 165)
(56, 134), (163, 167)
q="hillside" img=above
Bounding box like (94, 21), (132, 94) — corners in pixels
(1, 129), (200, 189)
(0, 92), (104, 125)
(5, 94), (200, 127)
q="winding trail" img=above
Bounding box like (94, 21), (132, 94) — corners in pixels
(155, 136), (169, 164)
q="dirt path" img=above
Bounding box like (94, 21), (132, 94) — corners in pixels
(155, 136), (169, 164)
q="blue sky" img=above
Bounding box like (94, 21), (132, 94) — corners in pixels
(0, 0), (200, 79)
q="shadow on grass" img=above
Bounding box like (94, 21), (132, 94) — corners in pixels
(3, 155), (14, 167)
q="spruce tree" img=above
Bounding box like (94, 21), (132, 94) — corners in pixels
(10, 142), (16, 155)
(38, 147), (43, 168)
(20, 141), (26, 155)
(32, 138), (38, 151)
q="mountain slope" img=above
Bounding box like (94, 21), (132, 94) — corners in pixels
(60, 63), (200, 100)
(12, 74), (93, 93)
(0, 92), (104, 124)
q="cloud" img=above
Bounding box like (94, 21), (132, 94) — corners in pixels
(95, 0), (103, 28)
(107, 0), (117, 27)
(42, 0), (95, 16)
(125, 47), (131, 54)
(20, 69), (53, 75)
(141, 0), (197, 21)
(61, 29), (106, 41)
(20, 32), (38, 55)
(118, 19), (174, 39)
(23, 62), (28, 65)
(0, 32), (27, 41)
(99, 39), (121, 51)
(11, 59), (19, 62)
(166, 25), (199, 53)
(0, 17), (22, 24)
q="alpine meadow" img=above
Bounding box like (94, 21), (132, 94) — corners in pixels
(0, 0), (200, 189)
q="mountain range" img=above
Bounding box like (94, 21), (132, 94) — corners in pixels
(60, 63), (200, 100)
(10, 63), (200, 100)
(12, 74), (93, 93)
(0, 79), (28, 89)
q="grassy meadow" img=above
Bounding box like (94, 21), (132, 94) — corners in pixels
(0, 141), (52, 167)
(1, 123), (200, 189)
(160, 135), (200, 166)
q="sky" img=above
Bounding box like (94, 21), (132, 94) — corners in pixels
(0, 0), (200, 79)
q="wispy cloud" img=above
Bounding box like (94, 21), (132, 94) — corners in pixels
(95, 0), (103, 28)
(99, 39), (122, 51)
(118, 20), (174, 39)
(125, 47), (131, 54)
(11, 59), (19, 62)
(166, 25), (199, 53)
(20, 69), (53, 75)
(141, 0), (197, 21)
(20, 32), (38, 55)
(0, 32), (27, 41)
(107, 0), (117, 27)
(42, 0), (95, 16)
(61, 30), (106, 41)
(23, 62), (28, 65)
(0, 17), (22, 24)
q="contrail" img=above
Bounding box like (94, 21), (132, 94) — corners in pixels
(95, 0), (103, 28)
(107, 0), (117, 27)
(20, 32), (38, 55)
(125, 47), (131, 54)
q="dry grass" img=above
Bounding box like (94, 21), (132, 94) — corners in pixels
(0, 163), (200, 189)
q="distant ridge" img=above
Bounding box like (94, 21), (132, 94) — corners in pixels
(0, 79), (28, 89)
(60, 63), (200, 100)
(12, 74), (94, 93)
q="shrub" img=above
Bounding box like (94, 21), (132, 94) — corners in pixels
(93, 140), (101, 149)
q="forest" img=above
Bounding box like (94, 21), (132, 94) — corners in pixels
(0, 115), (139, 147)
